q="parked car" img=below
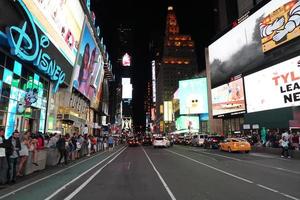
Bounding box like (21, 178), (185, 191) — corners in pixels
(153, 136), (170, 148)
(203, 135), (224, 149)
(219, 138), (251, 153)
(191, 134), (208, 147)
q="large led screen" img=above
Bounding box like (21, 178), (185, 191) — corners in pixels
(212, 78), (245, 116)
(122, 78), (132, 99)
(179, 78), (208, 115)
(176, 116), (199, 130)
(208, 0), (300, 87)
(23, 0), (85, 65)
(244, 55), (300, 113)
(73, 21), (101, 100)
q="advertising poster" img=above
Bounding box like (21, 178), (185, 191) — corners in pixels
(23, 0), (85, 65)
(212, 78), (245, 116)
(244, 55), (300, 113)
(208, 0), (300, 87)
(175, 116), (199, 130)
(179, 78), (208, 115)
(73, 21), (101, 100)
(122, 78), (133, 99)
(261, 1), (300, 52)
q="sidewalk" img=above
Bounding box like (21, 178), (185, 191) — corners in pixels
(252, 146), (300, 159)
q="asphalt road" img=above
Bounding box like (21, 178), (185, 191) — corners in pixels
(0, 144), (299, 200)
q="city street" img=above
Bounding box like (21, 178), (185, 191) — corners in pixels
(0, 145), (299, 200)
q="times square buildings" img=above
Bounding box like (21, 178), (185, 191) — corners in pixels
(0, 0), (113, 139)
(207, 0), (300, 135)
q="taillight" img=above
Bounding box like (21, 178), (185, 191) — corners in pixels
(212, 139), (217, 142)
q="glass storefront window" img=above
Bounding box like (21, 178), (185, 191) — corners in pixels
(20, 78), (27, 90)
(0, 67), (3, 80)
(0, 96), (9, 112)
(0, 52), (6, 67)
(12, 74), (20, 88)
(8, 99), (17, 113)
(5, 56), (14, 72)
(3, 68), (13, 85)
(9, 87), (19, 100)
(2, 83), (10, 98)
(13, 61), (22, 76)
(0, 111), (7, 127)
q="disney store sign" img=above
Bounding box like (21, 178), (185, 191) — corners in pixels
(0, 0), (65, 93)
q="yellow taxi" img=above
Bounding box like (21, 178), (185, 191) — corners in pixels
(219, 138), (251, 153)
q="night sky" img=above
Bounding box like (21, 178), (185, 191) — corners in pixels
(91, 0), (215, 128)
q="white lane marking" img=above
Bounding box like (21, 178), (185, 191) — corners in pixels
(166, 149), (253, 184)
(257, 184), (279, 193)
(44, 146), (126, 200)
(250, 153), (277, 158)
(183, 147), (300, 175)
(191, 149), (242, 161)
(64, 147), (126, 200)
(0, 148), (112, 200)
(280, 193), (300, 200)
(275, 167), (300, 175)
(127, 162), (131, 170)
(142, 147), (176, 200)
(167, 149), (300, 200)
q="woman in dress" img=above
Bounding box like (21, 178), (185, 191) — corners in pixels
(17, 132), (30, 176)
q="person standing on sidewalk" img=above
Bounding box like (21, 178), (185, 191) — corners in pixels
(17, 132), (30, 177)
(7, 131), (21, 184)
(0, 129), (8, 184)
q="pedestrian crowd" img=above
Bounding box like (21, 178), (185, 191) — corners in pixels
(0, 129), (121, 185)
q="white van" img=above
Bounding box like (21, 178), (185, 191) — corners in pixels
(191, 134), (208, 147)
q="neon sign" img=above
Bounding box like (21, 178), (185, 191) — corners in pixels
(0, 0), (65, 93)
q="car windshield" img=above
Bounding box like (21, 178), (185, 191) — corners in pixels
(155, 138), (163, 140)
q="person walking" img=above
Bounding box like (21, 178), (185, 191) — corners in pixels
(108, 135), (114, 151)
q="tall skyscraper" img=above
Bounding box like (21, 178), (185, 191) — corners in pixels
(156, 6), (198, 131)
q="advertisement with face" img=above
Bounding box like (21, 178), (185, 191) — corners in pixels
(208, 0), (300, 87)
(179, 78), (208, 115)
(23, 0), (85, 66)
(212, 78), (245, 116)
(73, 21), (101, 100)
(244, 55), (300, 113)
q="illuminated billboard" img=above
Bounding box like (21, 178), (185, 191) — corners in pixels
(176, 116), (199, 130)
(23, 0), (85, 65)
(179, 78), (208, 115)
(122, 78), (132, 99)
(208, 0), (300, 87)
(164, 101), (173, 122)
(212, 78), (245, 116)
(261, 1), (300, 52)
(122, 53), (131, 66)
(244, 55), (300, 113)
(152, 61), (156, 103)
(73, 20), (101, 100)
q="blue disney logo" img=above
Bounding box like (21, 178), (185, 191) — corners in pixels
(0, 0), (65, 93)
